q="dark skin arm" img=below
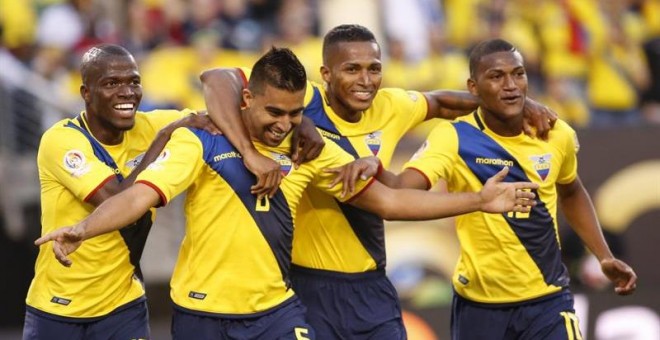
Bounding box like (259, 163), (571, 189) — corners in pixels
(200, 68), (325, 198)
(347, 167), (537, 220)
(85, 113), (220, 206)
(557, 177), (637, 295)
(424, 90), (557, 139)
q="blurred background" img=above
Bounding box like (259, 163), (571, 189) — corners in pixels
(1, 0), (659, 339)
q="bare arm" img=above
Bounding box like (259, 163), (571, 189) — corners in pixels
(349, 167), (537, 220)
(200, 67), (281, 198)
(86, 113), (219, 206)
(558, 177), (637, 295)
(423, 90), (557, 138)
(35, 183), (160, 266)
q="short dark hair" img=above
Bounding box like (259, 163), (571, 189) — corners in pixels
(322, 24), (378, 62)
(80, 44), (134, 83)
(249, 47), (307, 95)
(468, 39), (518, 78)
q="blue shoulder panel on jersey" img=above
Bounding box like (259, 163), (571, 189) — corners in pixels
(303, 87), (360, 158)
(303, 87), (387, 269)
(453, 121), (569, 288)
(191, 128), (294, 286)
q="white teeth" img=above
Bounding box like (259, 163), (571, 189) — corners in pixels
(114, 103), (134, 110)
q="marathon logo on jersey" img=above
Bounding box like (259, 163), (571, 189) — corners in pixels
(475, 157), (514, 167)
(271, 152), (292, 176)
(146, 149), (172, 171)
(188, 291), (207, 300)
(63, 150), (90, 177)
(319, 129), (341, 141)
(365, 131), (383, 156)
(50, 296), (71, 306)
(530, 154), (552, 181)
(213, 151), (242, 162)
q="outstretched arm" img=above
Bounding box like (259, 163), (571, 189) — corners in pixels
(349, 167), (538, 220)
(34, 183), (160, 267)
(558, 177), (637, 295)
(200, 68), (281, 198)
(86, 113), (219, 206)
(424, 90), (557, 139)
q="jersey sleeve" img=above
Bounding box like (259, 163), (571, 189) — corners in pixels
(37, 124), (117, 202)
(381, 88), (429, 131)
(555, 120), (579, 185)
(308, 138), (373, 202)
(402, 121), (459, 189)
(135, 128), (205, 206)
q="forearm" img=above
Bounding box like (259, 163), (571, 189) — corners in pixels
(561, 187), (614, 261)
(200, 68), (257, 156)
(353, 182), (482, 220)
(120, 126), (175, 189)
(425, 90), (479, 120)
(78, 184), (159, 240)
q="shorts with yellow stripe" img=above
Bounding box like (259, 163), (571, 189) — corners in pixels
(451, 289), (582, 340)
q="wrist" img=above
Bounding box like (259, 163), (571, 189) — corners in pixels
(375, 159), (384, 178)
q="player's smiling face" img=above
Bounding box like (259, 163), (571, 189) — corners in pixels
(468, 50), (527, 123)
(322, 41), (382, 122)
(82, 55), (142, 136)
(243, 84), (305, 147)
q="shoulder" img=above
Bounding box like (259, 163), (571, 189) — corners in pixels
(374, 88), (424, 104)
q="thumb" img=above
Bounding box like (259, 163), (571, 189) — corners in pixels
(491, 166), (509, 182)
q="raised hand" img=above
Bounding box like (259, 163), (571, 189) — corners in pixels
(600, 258), (637, 295)
(479, 167), (539, 213)
(244, 151), (282, 199)
(34, 226), (85, 267)
(290, 116), (325, 168)
(325, 156), (381, 198)
(522, 98), (558, 140)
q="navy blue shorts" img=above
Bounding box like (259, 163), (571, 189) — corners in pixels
(22, 299), (149, 340)
(171, 296), (315, 340)
(451, 289), (583, 340)
(290, 265), (406, 340)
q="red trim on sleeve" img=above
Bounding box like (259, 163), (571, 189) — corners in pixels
(407, 167), (433, 191)
(83, 175), (115, 202)
(346, 177), (378, 203)
(135, 180), (168, 207)
(237, 68), (248, 88)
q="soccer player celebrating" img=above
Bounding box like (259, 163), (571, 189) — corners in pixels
(35, 47), (537, 339)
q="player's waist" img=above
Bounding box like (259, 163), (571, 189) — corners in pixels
(290, 264), (385, 281)
(453, 288), (572, 308)
(172, 295), (299, 320)
(25, 296), (145, 322)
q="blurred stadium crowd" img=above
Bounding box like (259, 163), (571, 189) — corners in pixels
(1, 1), (659, 337)
(1, 0), (660, 152)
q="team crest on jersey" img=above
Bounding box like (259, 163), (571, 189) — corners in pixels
(126, 153), (145, 170)
(271, 152), (292, 176)
(530, 154), (552, 181)
(410, 140), (429, 161)
(146, 149), (171, 171)
(365, 131), (383, 156)
(63, 150), (90, 177)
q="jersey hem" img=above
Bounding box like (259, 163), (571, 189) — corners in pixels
(173, 295), (298, 319)
(453, 287), (570, 308)
(135, 180), (167, 207)
(25, 295), (146, 323)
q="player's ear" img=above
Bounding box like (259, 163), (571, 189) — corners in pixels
(467, 78), (478, 97)
(241, 88), (253, 110)
(320, 65), (331, 84)
(80, 85), (89, 103)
